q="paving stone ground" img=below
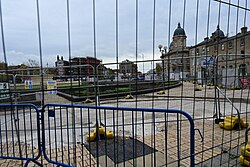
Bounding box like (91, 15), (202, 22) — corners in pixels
(1, 82), (249, 166)
(0, 143), (97, 167)
(0, 119), (247, 167)
(136, 118), (248, 166)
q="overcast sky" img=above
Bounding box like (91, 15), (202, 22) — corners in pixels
(0, 0), (249, 71)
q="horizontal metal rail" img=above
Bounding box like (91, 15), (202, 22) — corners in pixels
(0, 104), (42, 167)
(41, 103), (195, 167)
(0, 103), (196, 166)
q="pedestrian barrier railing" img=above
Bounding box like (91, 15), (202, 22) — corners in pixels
(0, 103), (195, 167)
(0, 104), (42, 166)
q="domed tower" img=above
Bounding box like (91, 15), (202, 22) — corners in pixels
(161, 23), (189, 80)
(211, 25), (225, 41)
(169, 23), (187, 51)
(174, 22), (186, 36)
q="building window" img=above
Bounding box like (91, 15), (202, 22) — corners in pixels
(221, 44), (225, 51)
(240, 38), (245, 46)
(202, 47), (205, 54)
(214, 45), (217, 51)
(207, 47), (209, 52)
(196, 48), (199, 55)
(239, 64), (247, 76)
(228, 41), (233, 49)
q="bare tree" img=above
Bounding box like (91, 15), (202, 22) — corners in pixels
(25, 59), (39, 67)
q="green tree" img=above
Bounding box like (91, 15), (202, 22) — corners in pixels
(156, 63), (162, 75)
(107, 68), (113, 75)
(0, 61), (7, 70)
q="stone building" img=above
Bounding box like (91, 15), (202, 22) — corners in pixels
(119, 59), (138, 76)
(69, 57), (102, 76)
(55, 55), (105, 81)
(161, 23), (190, 80)
(189, 26), (250, 85)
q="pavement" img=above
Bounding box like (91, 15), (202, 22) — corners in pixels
(0, 82), (249, 166)
(0, 143), (97, 167)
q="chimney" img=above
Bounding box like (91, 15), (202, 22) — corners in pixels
(241, 27), (247, 33)
(204, 37), (209, 41)
(211, 32), (215, 39)
(57, 55), (59, 60)
(61, 56), (63, 60)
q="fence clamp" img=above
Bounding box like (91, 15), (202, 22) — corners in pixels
(48, 110), (55, 117)
(195, 128), (204, 142)
(38, 109), (44, 120)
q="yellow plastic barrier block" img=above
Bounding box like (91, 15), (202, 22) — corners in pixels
(83, 98), (94, 104)
(99, 126), (105, 135)
(125, 94), (134, 99)
(218, 116), (248, 130)
(240, 155), (250, 166)
(240, 119), (249, 128)
(218, 117), (237, 130)
(86, 126), (113, 142)
(241, 141), (250, 157)
(157, 90), (165, 95)
(86, 130), (96, 142)
(241, 147), (250, 158)
(106, 130), (114, 139)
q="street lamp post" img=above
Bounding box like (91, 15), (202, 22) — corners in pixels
(139, 53), (145, 74)
(96, 64), (103, 106)
(158, 45), (168, 82)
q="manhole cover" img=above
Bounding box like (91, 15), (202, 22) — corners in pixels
(85, 136), (157, 164)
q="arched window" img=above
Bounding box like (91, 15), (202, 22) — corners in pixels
(239, 64), (247, 77)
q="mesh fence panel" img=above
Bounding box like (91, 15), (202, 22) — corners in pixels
(0, 0), (250, 166)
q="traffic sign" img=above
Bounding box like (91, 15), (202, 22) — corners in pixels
(25, 80), (33, 89)
(47, 80), (57, 95)
(201, 56), (214, 67)
(0, 82), (9, 98)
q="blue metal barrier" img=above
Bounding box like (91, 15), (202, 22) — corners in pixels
(0, 103), (195, 166)
(41, 104), (195, 167)
(0, 104), (42, 167)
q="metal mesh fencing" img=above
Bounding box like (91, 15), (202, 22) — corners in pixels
(41, 104), (195, 167)
(0, 104), (41, 166)
(0, 0), (250, 166)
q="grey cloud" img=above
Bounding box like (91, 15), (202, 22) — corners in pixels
(0, 0), (249, 67)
